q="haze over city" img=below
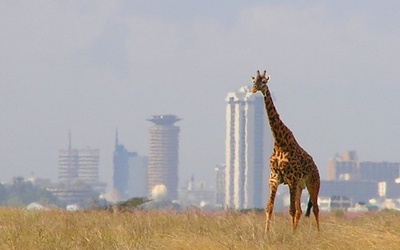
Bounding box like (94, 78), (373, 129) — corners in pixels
(1, 1), (400, 189)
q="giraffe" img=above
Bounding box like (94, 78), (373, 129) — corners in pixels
(251, 70), (320, 232)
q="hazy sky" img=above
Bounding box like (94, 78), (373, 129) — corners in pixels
(1, 1), (400, 188)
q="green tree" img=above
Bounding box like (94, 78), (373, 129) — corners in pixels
(2, 177), (59, 207)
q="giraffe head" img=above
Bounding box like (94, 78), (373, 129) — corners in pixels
(251, 70), (270, 93)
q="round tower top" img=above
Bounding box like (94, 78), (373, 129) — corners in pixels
(147, 114), (181, 125)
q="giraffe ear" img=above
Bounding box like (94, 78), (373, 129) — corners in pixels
(251, 76), (256, 82)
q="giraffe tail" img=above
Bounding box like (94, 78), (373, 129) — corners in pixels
(305, 197), (312, 217)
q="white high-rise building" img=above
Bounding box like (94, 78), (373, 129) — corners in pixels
(225, 86), (273, 209)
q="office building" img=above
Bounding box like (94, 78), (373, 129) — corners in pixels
(328, 151), (399, 182)
(55, 131), (102, 206)
(147, 114), (181, 200)
(58, 132), (99, 186)
(225, 86), (273, 209)
(215, 164), (226, 207)
(127, 154), (148, 198)
(324, 151), (400, 202)
(320, 180), (379, 203)
(113, 130), (148, 200)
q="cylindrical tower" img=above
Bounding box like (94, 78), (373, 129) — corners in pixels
(147, 114), (181, 200)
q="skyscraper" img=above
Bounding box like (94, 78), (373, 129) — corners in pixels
(55, 131), (102, 205)
(113, 143), (133, 198)
(225, 86), (273, 209)
(147, 114), (181, 200)
(127, 154), (148, 198)
(113, 130), (136, 199)
(58, 131), (99, 186)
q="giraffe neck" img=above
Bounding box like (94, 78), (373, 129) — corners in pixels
(262, 86), (293, 147)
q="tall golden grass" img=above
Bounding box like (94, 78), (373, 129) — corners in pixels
(0, 208), (399, 249)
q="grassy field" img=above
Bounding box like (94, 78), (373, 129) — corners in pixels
(0, 208), (399, 250)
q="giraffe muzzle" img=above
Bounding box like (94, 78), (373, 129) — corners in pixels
(252, 87), (258, 93)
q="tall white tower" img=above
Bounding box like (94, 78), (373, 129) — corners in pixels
(225, 86), (272, 209)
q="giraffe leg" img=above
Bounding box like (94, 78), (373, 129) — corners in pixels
(265, 181), (278, 233)
(293, 187), (303, 230)
(288, 186), (297, 229)
(307, 181), (320, 231)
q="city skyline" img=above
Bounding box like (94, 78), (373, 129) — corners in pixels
(2, 2), (400, 189)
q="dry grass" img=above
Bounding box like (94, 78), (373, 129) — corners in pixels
(0, 208), (399, 250)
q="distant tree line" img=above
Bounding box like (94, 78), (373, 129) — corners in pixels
(0, 177), (59, 207)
